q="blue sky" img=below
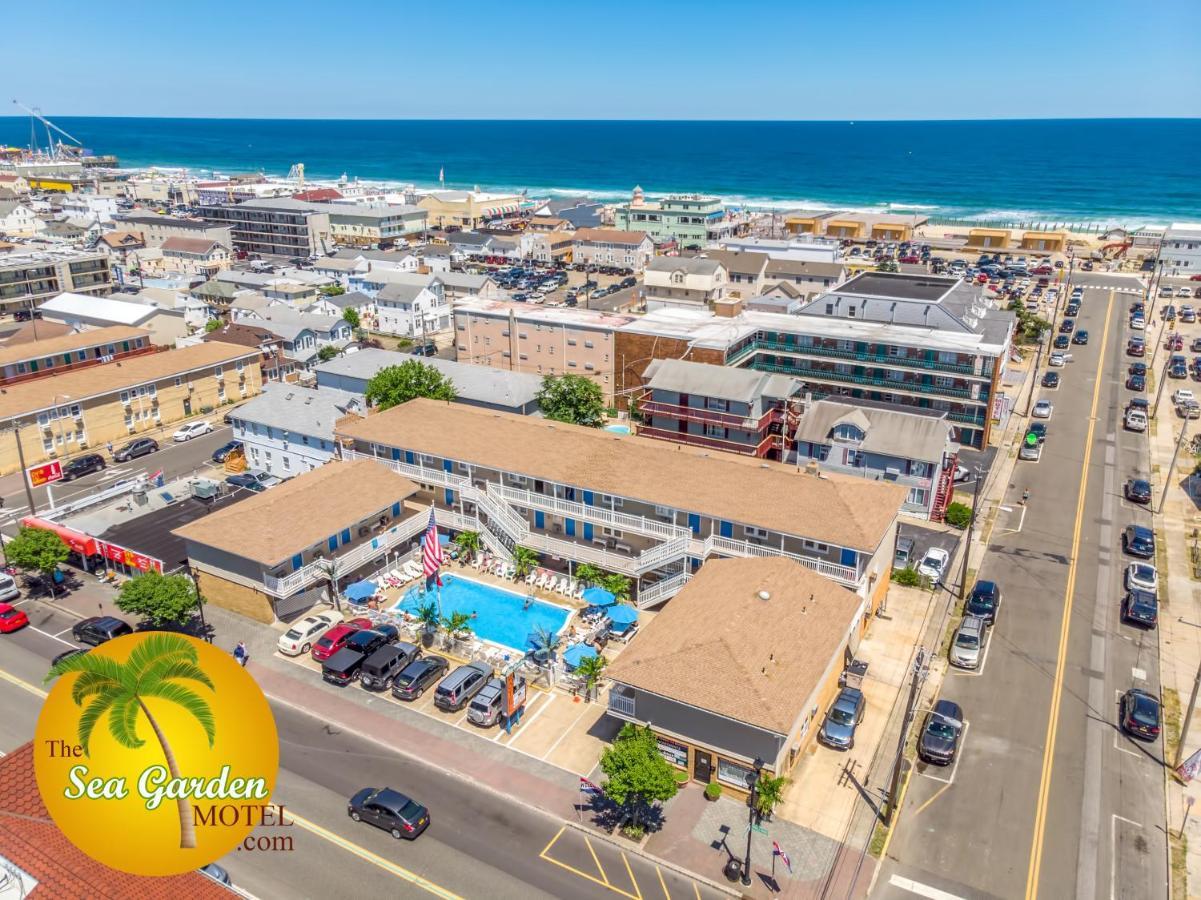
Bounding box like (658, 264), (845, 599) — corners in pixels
(6, 0), (1200, 119)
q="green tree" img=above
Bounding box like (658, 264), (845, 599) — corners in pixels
(319, 283), (346, 296)
(573, 563), (604, 587)
(203, 318), (222, 333)
(45, 633), (216, 848)
(599, 723), (679, 829)
(452, 531), (482, 560)
(598, 573), (632, 604)
(317, 345), (340, 362)
(527, 625), (562, 677)
(575, 653), (607, 702)
(753, 773), (789, 821)
(115, 572), (201, 627)
(536, 374), (606, 427)
(441, 610), (473, 638)
(415, 600), (440, 634)
(342, 307), (361, 329)
(7, 527), (68, 595)
(364, 361), (457, 411)
(512, 546), (540, 580)
(945, 501), (973, 529)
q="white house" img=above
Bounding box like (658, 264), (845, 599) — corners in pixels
(237, 308), (353, 369)
(1162, 223), (1201, 275)
(59, 194), (119, 224)
(367, 273), (449, 337)
(230, 383), (357, 478)
(0, 201), (44, 237)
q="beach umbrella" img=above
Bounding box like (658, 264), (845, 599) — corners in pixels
(581, 586), (616, 607)
(345, 580), (377, 602)
(438, 534), (451, 547)
(563, 643), (598, 670)
(607, 605), (638, 628)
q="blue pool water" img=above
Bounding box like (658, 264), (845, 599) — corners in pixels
(604, 424), (631, 435)
(392, 574), (570, 651)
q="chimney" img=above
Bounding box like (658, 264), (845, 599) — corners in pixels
(713, 296), (743, 318)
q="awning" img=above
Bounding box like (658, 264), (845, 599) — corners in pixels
(19, 516), (97, 556)
(581, 586), (616, 607)
(608, 605), (638, 628)
(345, 580), (378, 602)
(563, 643), (598, 669)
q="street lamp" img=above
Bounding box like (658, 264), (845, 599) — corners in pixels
(741, 757), (765, 886)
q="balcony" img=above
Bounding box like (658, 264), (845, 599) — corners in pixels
(696, 533), (859, 587)
(728, 338), (982, 378)
(608, 691), (636, 718)
(746, 360), (978, 401)
(637, 424), (778, 457)
(637, 394), (781, 431)
(637, 571), (692, 609)
(488, 483), (690, 542)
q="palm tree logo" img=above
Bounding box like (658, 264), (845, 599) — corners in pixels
(46, 633), (216, 849)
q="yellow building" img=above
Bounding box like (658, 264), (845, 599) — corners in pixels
(825, 218), (866, 239)
(870, 220), (911, 242)
(967, 228), (1012, 249)
(23, 176), (77, 193)
(418, 190), (525, 229)
(1020, 230), (1068, 253)
(0, 342), (262, 475)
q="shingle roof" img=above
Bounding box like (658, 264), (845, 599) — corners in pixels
(0, 742), (231, 900)
(646, 256), (723, 276)
(643, 358), (800, 404)
(174, 458), (418, 566)
(700, 249), (769, 277)
(606, 557), (863, 734)
(0, 325), (151, 368)
(764, 258), (846, 279)
(339, 399), (906, 551)
(229, 382), (354, 439)
(160, 236), (222, 255)
(201, 321), (281, 348)
(573, 228), (652, 247)
(793, 399), (956, 463)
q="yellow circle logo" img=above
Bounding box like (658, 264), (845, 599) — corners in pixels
(34, 633), (279, 875)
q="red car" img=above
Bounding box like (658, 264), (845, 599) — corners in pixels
(311, 617), (373, 662)
(0, 603), (29, 633)
(1168, 334), (1184, 351)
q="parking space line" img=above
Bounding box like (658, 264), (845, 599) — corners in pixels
(500, 691), (555, 743)
(1110, 814), (1143, 900)
(888, 874), (965, 899)
(622, 852), (643, 899)
(29, 626), (77, 648)
(585, 836), (610, 885)
(655, 865), (671, 899)
(539, 827), (646, 900)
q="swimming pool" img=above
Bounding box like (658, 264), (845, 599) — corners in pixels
(392, 573), (570, 651)
(604, 423), (631, 435)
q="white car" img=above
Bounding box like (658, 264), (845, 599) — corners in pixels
(1130, 317), (1145, 330)
(1125, 409), (1148, 431)
(1173, 389), (1196, 406)
(917, 547), (950, 582)
(1032, 400), (1054, 419)
(173, 420), (213, 442)
(277, 612), (342, 656)
(1125, 563), (1158, 593)
(1048, 352), (1068, 367)
(1179, 287), (1194, 298)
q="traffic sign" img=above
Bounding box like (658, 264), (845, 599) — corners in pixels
(27, 460), (63, 488)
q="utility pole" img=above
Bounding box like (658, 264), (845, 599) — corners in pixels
(886, 647), (925, 826)
(1152, 352), (1175, 420)
(11, 420), (37, 515)
(958, 466), (982, 601)
(1159, 416), (1191, 514)
(1176, 659), (1201, 769)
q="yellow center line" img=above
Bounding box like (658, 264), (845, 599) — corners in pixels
(1025, 288), (1115, 899)
(693, 882), (701, 900)
(0, 666), (48, 699)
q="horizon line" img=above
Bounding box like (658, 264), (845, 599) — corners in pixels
(0, 115), (1199, 124)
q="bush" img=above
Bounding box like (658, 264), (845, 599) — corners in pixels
(673, 769), (689, 785)
(704, 782), (722, 801)
(620, 823), (646, 841)
(397, 337), (414, 350)
(198, 404), (213, 415)
(945, 502), (973, 529)
(892, 566), (922, 587)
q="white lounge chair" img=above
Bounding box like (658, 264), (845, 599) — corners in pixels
(402, 560), (422, 581)
(574, 583), (586, 600)
(494, 559), (508, 577)
(526, 568), (539, 585)
(555, 576), (571, 595)
(504, 562), (518, 579)
(535, 571), (550, 590)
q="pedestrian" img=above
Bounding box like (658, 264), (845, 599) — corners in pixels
(234, 641), (248, 667)
(1022, 488), (1030, 505)
(106, 441), (114, 457)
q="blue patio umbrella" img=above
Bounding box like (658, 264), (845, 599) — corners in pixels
(438, 534), (451, 546)
(607, 605), (639, 628)
(581, 586), (616, 607)
(345, 580), (378, 602)
(563, 643), (598, 669)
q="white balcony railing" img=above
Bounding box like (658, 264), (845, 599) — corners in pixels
(608, 692), (636, 717)
(698, 534), (859, 586)
(488, 483), (690, 542)
(637, 571), (692, 609)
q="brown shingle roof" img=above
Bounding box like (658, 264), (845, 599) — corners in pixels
(0, 321), (73, 346)
(99, 230), (145, 248)
(174, 459), (419, 566)
(338, 399), (906, 551)
(764, 258), (846, 279)
(573, 228), (652, 247)
(0, 325), (151, 368)
(201, 322), (282, 348)
(0, 742), (230, 899)
(606, 557), (863, 734)
(160, 236), (222, 255)
(701, 249), (769, 277)
(0, 342), (258, 419)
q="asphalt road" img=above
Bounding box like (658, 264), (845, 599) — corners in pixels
(877, 276), (1168, 900)
(0, 604), (726, 900)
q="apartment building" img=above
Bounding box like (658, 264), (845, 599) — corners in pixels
(37, 293), (189, 347)
(323, 203), (428, 247)
(0, 341), (262, 475)
(643, 256), (728, 310)
(637, 359), (802, 460)
(453, 300), (634, 399)
(0, 325), (154, 386)
(0, 200), (43, 237)
(199, 198), (332, 258)
(1162, 223), (1201, 275)
(0, 249), (112, 314)
(572, 228), (655, 271)
(159, 237), (231, 277)
(342, 398), (900, 599)
(519, 230), (575, 264)
(239, 308), (352, 370)
(762, 258), (847, 299)
(202, 321), (296, 382)
(699, 250), (767, 298)
(794, 399), (959, 522)
(615, 190), (740, 247)
(418, 190), (526, 230)
(231, 383), (354, 478)
(115, 213), (232, 249)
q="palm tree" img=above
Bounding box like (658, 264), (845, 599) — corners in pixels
(528, 625), (562, 684)
(441, 611), (473, 641)
(44, 633), (215, 849)
(314, 557), (343, 612)
(415, 600), (440, 647)
(573, 563), (604, 587)
(599, 573), (632, 604)
(574, 653), (607, 702)
(512, 545), (540, 580)
(753, 773), (790, 822)
(453, 531), (482, 562)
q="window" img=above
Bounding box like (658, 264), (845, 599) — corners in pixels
(802, 539), (829, 553)
(584, 340), (594, 349)
(283, 456), (291, 470)
(654, 505), (674, 519)
(717, 758), (755, 790)
(705, 424), (725, 438)
(745, 526), (769, 539)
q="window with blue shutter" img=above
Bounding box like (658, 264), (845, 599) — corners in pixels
(327, 536), (337, 553)
(404, 450), (415, 464)
(720, 521), (733, 539)
(565, 519), (576, 537)
(840, 548), (857, 568)
(291, 554), (303, 571)
(391, 502), (401, 517)
(688, 514), (701, 535)
(340, 529), (351, 545)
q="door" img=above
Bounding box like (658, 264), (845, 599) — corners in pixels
(693, 749), (712, 783)
(183, 397), (192, 417)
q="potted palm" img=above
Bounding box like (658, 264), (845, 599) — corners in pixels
(753, 773), (789, 822)
(441, 611), (473, 649)
(415, 600), (440, 648)
(574, 653), (607, 702)
(452, 531), (482, 565)
(512, 546), (539, 580)
(528, 625), (562, 684)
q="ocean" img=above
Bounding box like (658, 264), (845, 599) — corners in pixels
(1, 117), (1197, 226)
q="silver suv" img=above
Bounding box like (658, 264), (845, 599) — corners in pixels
(950, 616), (986, 669)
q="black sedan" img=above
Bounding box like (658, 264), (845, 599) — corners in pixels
(391, 655), (449, 701)
(1121, 589), (1158, 628)
(348, 787), (429, 840)
(211, 440), (243, 463)
(964, 580), (1002, 625)
(1028, 421), (1048, 444)
(59, 454), (106, 482)
(1124, 478), (1152, 504)
(1126, 374), (1146, 392)
(1059, 318), (1075, 334)
(113, 438), (158, 462)
(1119, 689), (1160, 741)
(1129, 362), (1148, 377)
(1072, 330), (1089, 345)
(1042, 372), (1060, 388)
(1054, 335), (1071, 350)
(919, 699), (964, 765)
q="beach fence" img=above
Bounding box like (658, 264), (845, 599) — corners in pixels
(928, 216), (1109, 233)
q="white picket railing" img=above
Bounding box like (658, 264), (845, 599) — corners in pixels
(637, 571), (692, 609)
(699, 534), (859, 586)
(488, 483), (691, 542)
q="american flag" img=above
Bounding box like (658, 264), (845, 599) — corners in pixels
(422, 507), (443, 588)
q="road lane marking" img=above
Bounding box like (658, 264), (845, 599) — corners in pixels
(286, 809), (464, 900)
(586, 836), (610, 885)
(29, 626), (78, 648)
(1110, 814), (1143, 900)
(888, 873), (966, 899)
(539, 827), (641, 900)
(656, 865), (671, 899)
(1025, 289), (1114, 900)
(622, 852), (643, 899)
(0, 666), (47, 699)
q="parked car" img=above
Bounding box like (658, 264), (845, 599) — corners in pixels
(225, 471), (281, 492)
(1124, 478), (1152, 504)
(1173, 389), (1196, 406)
(60, 454), (106, 482)
(1119, 688), (1161, 741)
(1124, 409), (1148, 432)
(211, 440), (243, 463)
(344, 628), (395, 658)
(1048, 352), (1067, 367)
(311, 618), (372, 662)
(1122, 524), (1156, 559)
(1053, 335), (1071, 350)
(917, 547), (950, 582)
(1042, 372), (1060, 388)
(410, 342), (438, 357)
(360, 642), (421, 691)
(1125, 562), (1158, 593)
(113, 438), (158, 462)
(467, 677), (511, 728)
(0, 603), (29, 633)
(173, 421), (213, 442)
(949, 616), (986, 669)
(433, 662), (493, 711)
(919, 699), (964, 765)
(71, 616), (133, 646)
(819, 687), (866, 750)
(0, 574), (18, 603)
(321, 648), (367, 686)
(347, 787), (429, 840)
(1127, 338), (1145, 357)
(1126, 374), (1146, 392)
(1072, 330), (1089, 345)
(1121, 589), (1159, 628)
(964, 580), (1002, 625)
(1032, 400), (1054, 419)
(277, 612), (341, 656)
(392, 655), (450, 701)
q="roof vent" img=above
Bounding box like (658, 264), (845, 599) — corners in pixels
(757, 590), (771, 601)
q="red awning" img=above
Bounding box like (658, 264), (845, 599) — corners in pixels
(19, 516), (97, 556)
